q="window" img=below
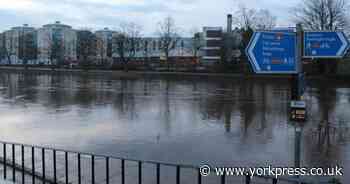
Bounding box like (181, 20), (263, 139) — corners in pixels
(153, 40), (156, 51)
(158, 40), (162, 50)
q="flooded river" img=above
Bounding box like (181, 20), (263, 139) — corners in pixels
(0, 71), (349, 182)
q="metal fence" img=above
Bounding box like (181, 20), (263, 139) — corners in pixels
(0, 141), (313, 184)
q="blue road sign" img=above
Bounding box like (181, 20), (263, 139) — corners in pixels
(304, 31), (350, 58)
(246, 31), (298, 74)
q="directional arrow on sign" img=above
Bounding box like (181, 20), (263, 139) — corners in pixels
(304, 31), (350, 58)
(246, 31), (298, 74)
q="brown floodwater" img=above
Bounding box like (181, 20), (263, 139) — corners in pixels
(0, 71), (349, 183)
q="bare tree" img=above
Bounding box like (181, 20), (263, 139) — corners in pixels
(192, 33), (202, 59)
(292, 0), (349, 30)
(233, 5), (276, 30)
(157, 16), (181, 69)
(77, 30), (97, 69)
(189, 27), (202, 59)
(18, 31), (37, 67)
(112, 22), (142, 71)
(141, 39), (150, 68)
(233, 5), (258, 30)
(292, 0), (350, 74)
(96, 37), (108, 66)
(255, 9), (277, 30)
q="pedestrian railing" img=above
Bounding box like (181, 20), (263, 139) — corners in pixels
(0, 141), (313, 184)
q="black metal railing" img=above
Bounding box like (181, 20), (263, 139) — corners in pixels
(0, 141), (312, 184)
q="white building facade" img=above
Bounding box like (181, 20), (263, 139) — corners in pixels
(1, 22), (198, 66)
(111, 35), (193, 61)
(37, 21), (77, 65)
(201, 27), (223, 65)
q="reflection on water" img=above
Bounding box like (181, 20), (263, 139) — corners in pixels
(0, 72), (350, 181)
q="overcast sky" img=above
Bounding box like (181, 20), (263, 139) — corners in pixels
(0, 0), (300, 36)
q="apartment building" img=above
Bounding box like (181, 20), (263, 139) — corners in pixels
(0, 22), (197, 66)
(95, 28), (114, 64)
(201, 27), (223, 65)
(37, 21), (77, 65)
(2, 24), (36, 64)
(0, 33), (4, 59)
(200, 14), (243, 65)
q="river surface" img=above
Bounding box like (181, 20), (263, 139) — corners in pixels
(0, 71), (349, 183)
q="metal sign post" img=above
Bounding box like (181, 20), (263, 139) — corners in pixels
(290, 24), (307, 123)
(293, 24), (304, 176)
(295, 127), (302, 169)
(292, 23), (305, 101)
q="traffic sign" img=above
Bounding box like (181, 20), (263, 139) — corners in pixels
(246, 31), (298, 74)
(304, 31), (350, 58)
(290, 100), (307, 122)
(290, 101), (306, 108)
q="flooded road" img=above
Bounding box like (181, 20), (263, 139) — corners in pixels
(0, 71), (349, 182)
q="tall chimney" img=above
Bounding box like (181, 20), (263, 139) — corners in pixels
(227, 14), (232, 33)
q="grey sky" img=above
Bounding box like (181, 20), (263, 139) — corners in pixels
(0, 0), (300, 36)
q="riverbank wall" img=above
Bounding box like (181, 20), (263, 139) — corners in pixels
(1, 66), (350, 81)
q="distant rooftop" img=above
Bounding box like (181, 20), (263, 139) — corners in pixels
(10, 24), (35, 31)
(96, 27), (115, 33)
(203, 27), (223, 31)
(42, 21), (72, 29)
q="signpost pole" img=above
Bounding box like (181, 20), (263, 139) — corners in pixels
(291, 24), (302, 101)
(294, 23), (304, 176)
(295, 127), (302, 169)
(293, 23), (304, 101)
